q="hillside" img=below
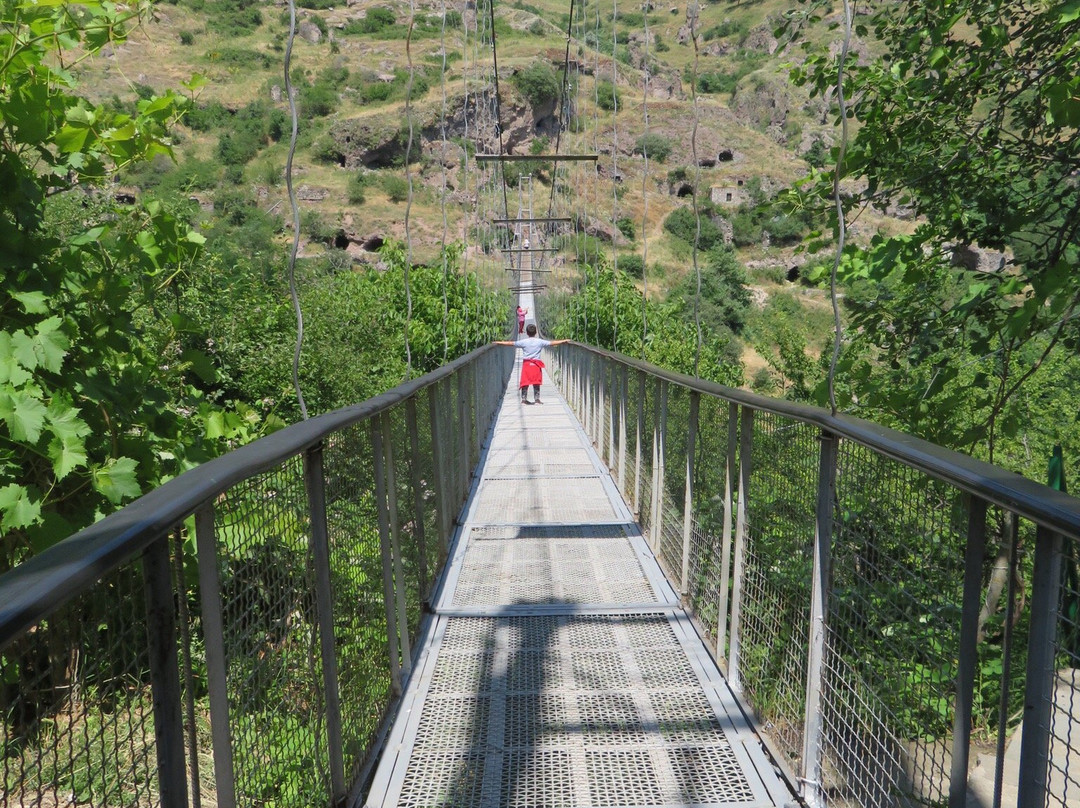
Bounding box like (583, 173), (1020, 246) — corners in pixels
(80, 0), (900, 379)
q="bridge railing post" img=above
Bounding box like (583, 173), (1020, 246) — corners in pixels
(406, 397), (430, 600)
(428, 381), (451, 557)
(801, 429), (838, 808)
(608, 362), (617, 469)
(728, 407), (754, 694)
(1018, 523), (1065, 808)
(194, 503), (238, 808)
(618, 364), (628, 497)
(680, 391), (700, 596)
(949, 495), (987, 808)
(716, 402), (738, 660)
(372, 420), (403, 696)
(142, 534), (189, 808)
(303, 443), (347, 800)
(650, 379), (669, 553)
(634, 370), (646, 516)
(456, 370), (470, 502)
(381, 411), (412, 679)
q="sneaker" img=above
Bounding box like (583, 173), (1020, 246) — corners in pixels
(534, 398), (543, 405)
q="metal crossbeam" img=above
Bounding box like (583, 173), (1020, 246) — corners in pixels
(493, 217), (572, 225)
(476, 153), (598, 162)
(501, 248), (558, 253)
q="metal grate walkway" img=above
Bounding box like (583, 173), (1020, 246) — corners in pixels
(364, 362), (793, 807)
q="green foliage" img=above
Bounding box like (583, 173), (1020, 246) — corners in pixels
(788, 0), (1080, 463)
(196, 242), (506, 418)
(633, 133), (673, 162)
(179, 30), (195, 45)
(615, 217), (636, 240)
(347, 172), (369, 204)
(205, 47), (274, 69)
(596, 79), (621, 112)
(0, 10), (274, 561)
(552, 262), (743, 386)
(672, 246), (752, 336)
(204, 0), (263, 37)
(662, 207), (723, 252)
(616, 253), (644, 279)
(381, 175), (410, 203)
(512, 62), (560, 109)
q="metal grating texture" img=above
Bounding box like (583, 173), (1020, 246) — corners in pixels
(451, 533), (658, 607)
(390, 614), (763, 808)
(468, 477), (621, 524)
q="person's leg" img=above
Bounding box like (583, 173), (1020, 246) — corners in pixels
(533, 383), (542, 404)
(520, 381), (529, 403)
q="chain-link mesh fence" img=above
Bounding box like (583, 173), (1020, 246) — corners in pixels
(1, 559), (162, 807)
(553, 344), (1080, 808)
(1, 347), (512, 808)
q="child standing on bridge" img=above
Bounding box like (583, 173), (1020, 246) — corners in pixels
(495, 325), (567, 405)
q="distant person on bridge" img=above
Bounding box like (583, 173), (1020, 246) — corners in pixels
(523, 237), (530, 250)
(495, 324), (567, 405)
(517, 306), (527, 334)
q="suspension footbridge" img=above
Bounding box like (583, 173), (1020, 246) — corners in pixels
(3, 340), (1080, 808)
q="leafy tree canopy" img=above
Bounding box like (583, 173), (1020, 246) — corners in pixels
(788, 0), (1080, 462)
(0, 1), (267, 564)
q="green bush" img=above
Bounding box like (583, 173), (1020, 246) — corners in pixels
(616, 217), (636, 240)
(633, 133), (673, 162)
(617, 253), (645, 278)
(381, 174), (409, 203)
(312, 136), (344, 165)
(596, 79), (621, 112)
(347, 172), (368, 204)
(663, 207), (723, 251)
(179, 30), (195, 45)
(300, 82), (338, 117)
(512, 62), (560, 108)
(344, 6), (396, 34)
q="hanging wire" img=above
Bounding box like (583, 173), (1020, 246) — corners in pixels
(460, 3), (478, 351)
(592, 0), (602, 346)
(639, 0), (650, 356)
(402, 0), (418, 376)
(283, 0), (308, 419)
(688, 0), (703, 377)
(439, 0), (450, 361)
(609, 0), (620, 350)
(828, 0), (852, 414)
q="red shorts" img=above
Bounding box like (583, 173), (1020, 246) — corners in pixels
(520, 358), (544, 387)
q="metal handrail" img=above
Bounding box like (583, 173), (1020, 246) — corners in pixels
(562, 342), (1080, 536)
(0, 343), (500, 650)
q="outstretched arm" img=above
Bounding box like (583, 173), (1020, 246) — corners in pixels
(493, 340), (516, 346)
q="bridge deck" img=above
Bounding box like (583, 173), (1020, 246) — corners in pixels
(365, 362), (792, 808)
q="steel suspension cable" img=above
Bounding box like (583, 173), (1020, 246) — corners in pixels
(283, 0), (308, 419)
(688, 1), (703, 377)
(402, 0), (418, 376)
(609, 0), (620, 350)
(828, 0), (852, 414)
(439, 0), (450, 362)
(639, 0), (651, 357)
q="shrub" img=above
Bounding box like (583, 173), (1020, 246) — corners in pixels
(301, 209), (338, 244)
(300, 82), (338, 117)
(217, 130), (262, 166)
(382, 174), (409, 203)
(615, 217), (636, 240)
(350, 6), (395, 34)
(596, 79), (621, 112)
(617, 253), (644, 278)
(633, 133), (673, 162)
(347, 172), (368, 204)
(512, 62), (560, 108)
(312, 136), (345, 165)
(663, 207), (722, 251)
(179, 30), (195, 45)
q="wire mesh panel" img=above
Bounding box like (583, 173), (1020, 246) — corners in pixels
(1045, 532), (1080, 807)
(687, 396), (732, 648)
(658, 386), (690, 582)
(739, 411), (819, 772)
(324, 421), (396, 783)
(212, 455), (330, 808)
(1, 560), (163, 807)
(822, 442), (968, 807)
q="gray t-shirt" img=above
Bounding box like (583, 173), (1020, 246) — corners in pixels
(514, 337), (550, 360)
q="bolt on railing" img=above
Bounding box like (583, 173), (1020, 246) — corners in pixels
(552, 342), (1080, 808)
(0, 345), (512, 808)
